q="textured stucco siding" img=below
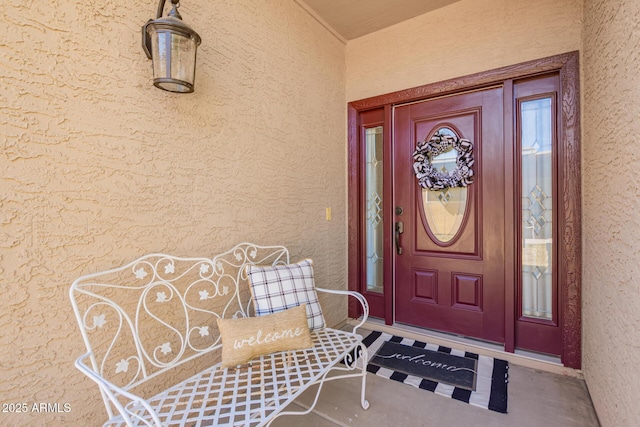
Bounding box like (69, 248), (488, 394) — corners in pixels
(0, 0), (345, 424)
(346, 0), (583, 102)
(583, 1), (640, 426)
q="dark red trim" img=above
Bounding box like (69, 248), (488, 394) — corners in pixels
(558, 52), (581, 369)
(349, 52), (578, 111)
(383, 104), (394, 325)
(503, 79), (516, 354)
(347, 104), (360, 319)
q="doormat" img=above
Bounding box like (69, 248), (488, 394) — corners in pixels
(361, 331), (509, 413)
(370, 340), (478, 390)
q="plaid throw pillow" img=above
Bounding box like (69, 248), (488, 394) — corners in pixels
(246, 259), (326, 330)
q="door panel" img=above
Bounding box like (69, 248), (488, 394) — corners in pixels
(358, 108), (388, 320)
(394, 88), (505, 343)
(514, 74), (562, 355)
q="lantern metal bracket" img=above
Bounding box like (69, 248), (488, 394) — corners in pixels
(142, 0), (182, 59)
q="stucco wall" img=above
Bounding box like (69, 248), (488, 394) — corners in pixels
(0, 0), (345, 424)
(583, 1), (640, 426)
(346, 0), (583, 102)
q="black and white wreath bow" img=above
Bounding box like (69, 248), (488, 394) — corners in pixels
(412, 131), (474, 190)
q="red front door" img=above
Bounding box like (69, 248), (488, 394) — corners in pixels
(393, 88), (505, 343)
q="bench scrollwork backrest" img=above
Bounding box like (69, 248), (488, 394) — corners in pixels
(70, 243), (289, 392)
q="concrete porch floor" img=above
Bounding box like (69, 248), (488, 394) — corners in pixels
(272, 328), (600, 427)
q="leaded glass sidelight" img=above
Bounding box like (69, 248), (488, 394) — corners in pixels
(421, 127), (468, 243)
(365, 126), (384, 293)
(521, 98), (553, 320)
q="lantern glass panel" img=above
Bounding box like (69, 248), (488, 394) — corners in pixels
(149, 27), (197, 93)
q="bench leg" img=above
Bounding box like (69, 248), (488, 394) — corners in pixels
(357, 342), (370, 410)
(266, 341), (371, 426)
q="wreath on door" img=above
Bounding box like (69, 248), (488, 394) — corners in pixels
(412, 130), (474, 190)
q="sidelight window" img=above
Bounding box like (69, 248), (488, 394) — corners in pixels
(365, 126), (384, 294)
(520, 97), (554, 321)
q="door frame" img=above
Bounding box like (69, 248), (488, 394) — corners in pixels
(347, 51), (581, 368)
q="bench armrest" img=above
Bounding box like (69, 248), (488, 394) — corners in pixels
(75, 352), (162, 427)
(316, 288), (369, 334)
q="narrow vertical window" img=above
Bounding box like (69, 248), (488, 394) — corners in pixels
(365, 126), (384, 293)
(520, 98), (553, 320)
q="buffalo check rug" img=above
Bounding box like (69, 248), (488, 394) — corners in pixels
(360, 331), (509, 413)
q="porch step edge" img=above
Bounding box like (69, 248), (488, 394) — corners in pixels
(349, 318), (583, 379)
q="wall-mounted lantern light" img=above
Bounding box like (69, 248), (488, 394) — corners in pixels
(142, 0), (202, 93)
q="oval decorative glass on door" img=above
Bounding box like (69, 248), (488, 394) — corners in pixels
(417, 127), (470, 244)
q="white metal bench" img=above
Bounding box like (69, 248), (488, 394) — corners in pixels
(70, 243), (369, 426)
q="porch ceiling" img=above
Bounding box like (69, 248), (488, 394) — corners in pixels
(297, 0), (463, 40)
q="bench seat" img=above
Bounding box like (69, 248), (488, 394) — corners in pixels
(79, 328), (364, 427)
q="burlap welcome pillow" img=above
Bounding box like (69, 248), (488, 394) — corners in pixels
(216, 304), (313, 368)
